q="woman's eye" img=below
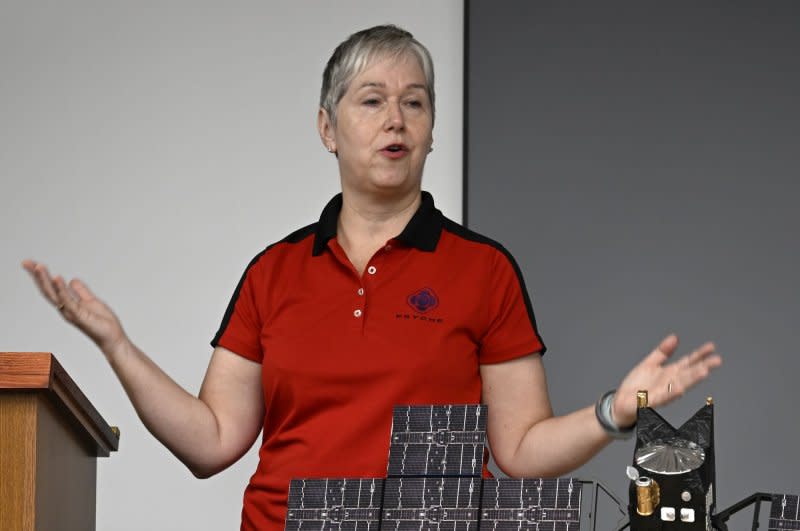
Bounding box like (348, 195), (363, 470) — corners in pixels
(363, 98), (381, 106)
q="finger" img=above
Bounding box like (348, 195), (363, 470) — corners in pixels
(54, 276), (80, 303)
(21, 259), (37, 273)
(29, 263), (61, 305)
(686, 342), (717, 365)
(69, 278), (96, 302)
(672, 351), (722, 394)
(53, 276), (81, 316)
(643, 333), (679, 365)
(676, 344), (720, 376)
(658, 334), (679, 357)
(704, 353), (723, 370)
(689, 352), (722, 376)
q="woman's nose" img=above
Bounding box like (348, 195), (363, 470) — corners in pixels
(384, 101), (405, 130)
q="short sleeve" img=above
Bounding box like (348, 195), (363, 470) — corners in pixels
(210, 252), (266, 362)
(478, 248), (546, 364)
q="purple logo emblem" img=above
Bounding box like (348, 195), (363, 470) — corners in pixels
(407, 287), (439, 313)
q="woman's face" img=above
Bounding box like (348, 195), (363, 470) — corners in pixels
(319, 53), (433, 200)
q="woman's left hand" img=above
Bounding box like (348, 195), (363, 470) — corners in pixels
(611, 334), (722, 428)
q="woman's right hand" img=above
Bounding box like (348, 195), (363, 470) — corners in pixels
(21, 259), (264, 477)
(22, 259), (128, 357)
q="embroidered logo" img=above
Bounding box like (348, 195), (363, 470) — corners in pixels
(407, 287), (439, 313)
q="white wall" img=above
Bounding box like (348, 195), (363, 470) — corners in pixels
(0, 2), (462, 529)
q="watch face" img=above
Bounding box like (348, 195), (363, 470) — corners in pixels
(634, 438), (706, 475)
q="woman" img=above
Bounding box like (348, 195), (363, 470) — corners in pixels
(23, 25), (721, 531)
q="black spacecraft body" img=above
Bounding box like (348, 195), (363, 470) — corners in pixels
(628, 392), (715, 530)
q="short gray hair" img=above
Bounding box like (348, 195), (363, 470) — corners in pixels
(320, 25), (435, 125)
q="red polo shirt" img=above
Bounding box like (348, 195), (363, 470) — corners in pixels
(211, 192), (545, 531)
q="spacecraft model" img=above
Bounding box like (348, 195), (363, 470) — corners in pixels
(283, 402), (798, 531)
(624, 391), (798, 531)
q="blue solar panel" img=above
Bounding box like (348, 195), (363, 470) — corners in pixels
(387, 404), (487, 477)
(480, 478), (582, 531)
(383, 477), (481, 531)
(286, 479), (383, 531)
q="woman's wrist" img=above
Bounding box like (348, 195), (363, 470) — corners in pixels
(595, 389), (635, 439)
(101, 333), (133, 365)
(611, 390), (637, 429)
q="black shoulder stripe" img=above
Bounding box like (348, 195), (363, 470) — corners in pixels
(280, 222), (320, 245)
(210, 223), (317, 348)
(441, 218), (547, 355)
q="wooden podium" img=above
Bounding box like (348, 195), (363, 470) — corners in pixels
(0, 352), (119, 531)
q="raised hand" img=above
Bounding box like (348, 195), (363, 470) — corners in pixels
(612, 334), (722, 427)
(22, 259), (127, 356)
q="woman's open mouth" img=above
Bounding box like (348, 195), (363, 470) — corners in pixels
(381, 144), (408, 159)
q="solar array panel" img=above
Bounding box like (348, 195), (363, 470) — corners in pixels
(285, 405), (584, 531)
(480, 478), (582, 531)
(388, 404), (487, 477)
(769, 494), (800, 531)
(383, 477), (481, 531)
(285, 479), (383, 531)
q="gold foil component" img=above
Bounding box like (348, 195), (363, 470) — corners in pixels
(637, 390), (649, 408)
(706, 396), (714, 406)
(636, 477), (660, 516)
(111, 426), (121, 438)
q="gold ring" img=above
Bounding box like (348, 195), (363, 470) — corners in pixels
(667, 381), (673, 394)
(57, 303), (65, 311)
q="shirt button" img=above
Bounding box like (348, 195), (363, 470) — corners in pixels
(353, 309), (362, 318)
(384, 244), (392, 252)
(357, 288), (364, 296)
(367, 266), (377, 275)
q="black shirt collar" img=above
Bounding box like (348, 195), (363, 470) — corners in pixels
(312, 191), (443, 256)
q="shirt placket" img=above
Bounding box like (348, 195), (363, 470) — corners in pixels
(327, 239), (392, 332)
(355, 240), (397, 334)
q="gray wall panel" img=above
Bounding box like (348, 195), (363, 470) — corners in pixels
(468, 2), (800, 528)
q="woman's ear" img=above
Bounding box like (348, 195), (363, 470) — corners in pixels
(317, 107), (336, 154)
